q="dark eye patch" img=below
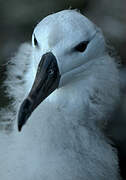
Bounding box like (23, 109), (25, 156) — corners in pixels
(34, 35), (39, 47)
(75, 41), (89, 52)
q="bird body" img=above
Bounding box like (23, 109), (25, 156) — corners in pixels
(0, 10), (122, 179)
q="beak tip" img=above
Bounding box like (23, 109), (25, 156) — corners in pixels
(17, 98), (32, 132)
(18, 123), (22, 132)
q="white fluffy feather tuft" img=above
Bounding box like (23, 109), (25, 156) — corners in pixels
(0, 43), (32, 130)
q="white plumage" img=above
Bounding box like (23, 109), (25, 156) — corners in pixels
(0, 10), (123, 179)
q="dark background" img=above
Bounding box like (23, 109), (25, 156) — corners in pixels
(0, 0), (126, 65)
(0, 0), (126, 178)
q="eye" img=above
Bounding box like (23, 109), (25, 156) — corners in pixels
(75, 41), (89, 52)
(34, 35), (39, 47)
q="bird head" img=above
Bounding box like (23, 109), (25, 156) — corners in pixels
(18, 10), (107, 131)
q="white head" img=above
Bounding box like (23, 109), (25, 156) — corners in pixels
(32, 10), (106, 86)
(17, 10), (119, 131)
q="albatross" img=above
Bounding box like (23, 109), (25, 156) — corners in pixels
(0, 10), (123, 180)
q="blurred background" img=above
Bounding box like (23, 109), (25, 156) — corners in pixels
(0, 0), (126, 178)
(0, 0), (126, 65)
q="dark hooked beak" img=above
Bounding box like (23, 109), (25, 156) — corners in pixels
(18, 52), (60, 131)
